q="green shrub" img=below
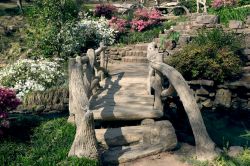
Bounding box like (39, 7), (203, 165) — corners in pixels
(25, 0), (79, 58)
(168, 29), (243, 83)
(0, 118), (99, 166)
(209, 7), (250, 25)
(174, 0), (196, 15)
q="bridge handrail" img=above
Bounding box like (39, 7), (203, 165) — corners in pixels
(146, 42), (218, 160)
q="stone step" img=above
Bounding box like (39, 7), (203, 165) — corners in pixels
(243, 49), (250, 56)
(240, 73), (250, 83)
(243, 66), (250, 73)
(125, 50), (147, 57)
(92, 104), (163, 121)
(122, 56), (148, 63)
(133, 43), (149, 51)
(102, 142), (176, 164)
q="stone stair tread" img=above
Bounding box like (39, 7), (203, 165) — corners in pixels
(92, 104), (162, 120)
(122, 56), (148, 63)
(102, 144), (166, 164)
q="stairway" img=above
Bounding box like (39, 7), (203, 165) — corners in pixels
(122, 43), (149, 63)
(90, 63), (177, 164)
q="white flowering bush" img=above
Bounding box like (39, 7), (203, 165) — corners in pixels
(57, 17), (116, 58)
(0, 59), (64, 98)
(78, 17), (116, 45)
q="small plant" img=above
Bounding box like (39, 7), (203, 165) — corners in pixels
(94, 4), (117, 19)
(0, 87), (21, 136)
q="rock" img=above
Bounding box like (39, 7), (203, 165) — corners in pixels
(209, 93), (215, 97)
(187, 80), (214, 86)
(196, 87), (209, 96)
(178, 35), (191, 46)
(196, 15), (219, 24)
(214, 89), (232, 108)
(164, 39), (176, 50)
(243, 49), (250, 55)
(141, 119), (155, 125)
(228, 146), (243, 157)
(195, 95), (207, 102)
(35, 105), (45, 113)
(246, 15), (250, 25)
(229, 20), (243, 29)
(202, 99), (213, 108)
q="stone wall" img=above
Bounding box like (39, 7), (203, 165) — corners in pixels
(187, 80), (250, 111)
(14, 87), (69, 114)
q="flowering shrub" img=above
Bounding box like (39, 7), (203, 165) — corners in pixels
(78, 17), (116, 45)
(131, 9), (162, 32)
(94, 4), (117, 19)
(212, 0), (237, 9)
(109, 17), (128, 33)
(0, 87), (21, 136)
(0, 59), (64, 98)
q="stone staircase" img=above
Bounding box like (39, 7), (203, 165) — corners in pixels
(122, 43), (149, 63)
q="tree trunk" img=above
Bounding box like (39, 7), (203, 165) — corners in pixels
(147, 43), (218, 160)
(68, 56), (99, 160)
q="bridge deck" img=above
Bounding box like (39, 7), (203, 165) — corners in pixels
(90, 63), (163, 121)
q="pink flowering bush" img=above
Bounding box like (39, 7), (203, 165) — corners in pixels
(0, 87), (21, 137)
(109, 17), (128, 33)
(212, 0), (238, 9)
(94, 4), (117, 19)
(131, 8), (162, 32)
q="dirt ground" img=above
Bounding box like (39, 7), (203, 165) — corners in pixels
(120, 143), (195, 166)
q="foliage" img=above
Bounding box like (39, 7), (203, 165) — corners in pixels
(131, 8), (162, 32)
(0, 87), (21, 136)
(174, 0), (196, 15)
(0, 118), (99, 165)
(168, 29), (243, 83)
(209, 6), (250, 25)
(0, 59), (65, 98)
(238, 0), (250, 6)
(94, 3), (117, 19)
(168, 31), (180, 42)
(25, 0), (79, 58)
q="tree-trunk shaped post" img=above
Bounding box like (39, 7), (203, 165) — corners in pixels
(68, 56), (99, 160)
(147, 42), (218, 160)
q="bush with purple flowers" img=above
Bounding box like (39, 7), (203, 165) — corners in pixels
(0, 87), (21, 137)
(94, 4), (117, 19)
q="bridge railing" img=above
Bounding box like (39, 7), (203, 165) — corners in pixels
(146, 42), (218, 160)
(68, 42), (108, 124)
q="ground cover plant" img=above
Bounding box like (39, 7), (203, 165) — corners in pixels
(168, 28), (244, 83)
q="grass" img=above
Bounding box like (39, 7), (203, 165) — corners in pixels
(185, 150), (250, 166)
(209, 7), (250, 25)
(0, 117), (99, 166)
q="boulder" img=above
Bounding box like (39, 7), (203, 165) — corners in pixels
(196, 87), (210, 96)
(246, 15), (250, 25)
(214, 89), (232, 108)
(228, 146), (243, 157)
(229, 20), (243, 29)
(202, 99), (213, 108)
(196, 15), (219, 25)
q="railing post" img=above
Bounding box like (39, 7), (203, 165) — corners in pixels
(153, 53), (163, 110)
